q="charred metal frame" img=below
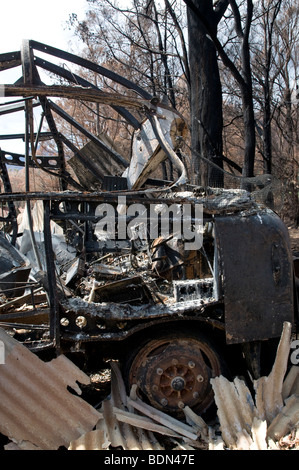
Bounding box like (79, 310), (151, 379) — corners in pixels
(0, 39), (188, 350)
(0, 188), (295, 348)
(0, 40), (183, 187)
(0, 40), (297, 359)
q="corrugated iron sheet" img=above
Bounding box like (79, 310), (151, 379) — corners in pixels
(69, 429), (108, 451)
(210, 322), (299, 450)
(0, 328), (101, 450)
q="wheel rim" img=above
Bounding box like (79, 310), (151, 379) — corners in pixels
(128, 334), (222, 416)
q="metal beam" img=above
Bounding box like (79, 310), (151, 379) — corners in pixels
(30, 40), (153, 100)
(0, 98), (39, 116)
(0, 51), (21, 71)
(43, 200), (60, 349)
(34, 56), (141, 130)
(39, 97), (66, 189)
(0, 132), (52, 141)
(3, 84), (155, 111)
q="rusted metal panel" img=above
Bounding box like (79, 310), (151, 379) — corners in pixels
(0, 328), (101, 450)
(68, 139), (128, 191)
(215, 211), (294, 344)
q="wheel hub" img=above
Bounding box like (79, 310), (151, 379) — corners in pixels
(171, 376), (186, 391)
(128, 335), (221, 415)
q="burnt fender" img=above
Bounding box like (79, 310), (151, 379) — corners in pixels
(215, 211), (294, 344)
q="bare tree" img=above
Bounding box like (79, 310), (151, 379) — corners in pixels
(251, 0), (283, 174)
(64, 0), (297, 213)
(186, 0), (228, 186)
(184, 0), (256, 186)
(68, 0), (191, 183)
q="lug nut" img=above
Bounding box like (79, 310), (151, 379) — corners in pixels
(161, 398), (168, 406)
(193, 392), (199, 399)
(188, 361), (195, 369)
(197, 374), (204, 382)
(156, 368), (163, 375)
(178, 401), (185, 409)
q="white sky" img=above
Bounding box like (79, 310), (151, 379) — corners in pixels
(0, 0), (87, 53)
(0, 0), (88, 154)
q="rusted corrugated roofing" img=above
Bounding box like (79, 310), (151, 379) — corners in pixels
(0, 328), (101, 450)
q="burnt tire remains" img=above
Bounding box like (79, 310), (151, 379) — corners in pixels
(126, 331), (223, 416)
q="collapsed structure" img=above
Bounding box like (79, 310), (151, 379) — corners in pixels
(0, 40), (298, 422)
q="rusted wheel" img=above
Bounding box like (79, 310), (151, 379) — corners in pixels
(126, 330), (223, 416)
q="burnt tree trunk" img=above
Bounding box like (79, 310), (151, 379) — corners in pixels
(187, 0), (225, 187)
(262, 79), (272, 174)
(240, 1), (256, 185)
(241, 85), (256, 182)
(185, 0), (256, 189)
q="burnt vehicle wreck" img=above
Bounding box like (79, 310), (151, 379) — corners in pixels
(0, 40), (298, 418)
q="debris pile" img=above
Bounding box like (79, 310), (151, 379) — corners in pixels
(69, 322), (299, 451)
(0, 322), (298, 451)
(0, 232), (31, 299)
(69, 361), (205, 451)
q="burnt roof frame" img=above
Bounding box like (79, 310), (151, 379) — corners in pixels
(33, 56), (141, 130)
(0, 40), (158, 186)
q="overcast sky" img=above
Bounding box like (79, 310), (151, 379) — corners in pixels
(0, 0), (88, 153)
(0, 0), (87, 53)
